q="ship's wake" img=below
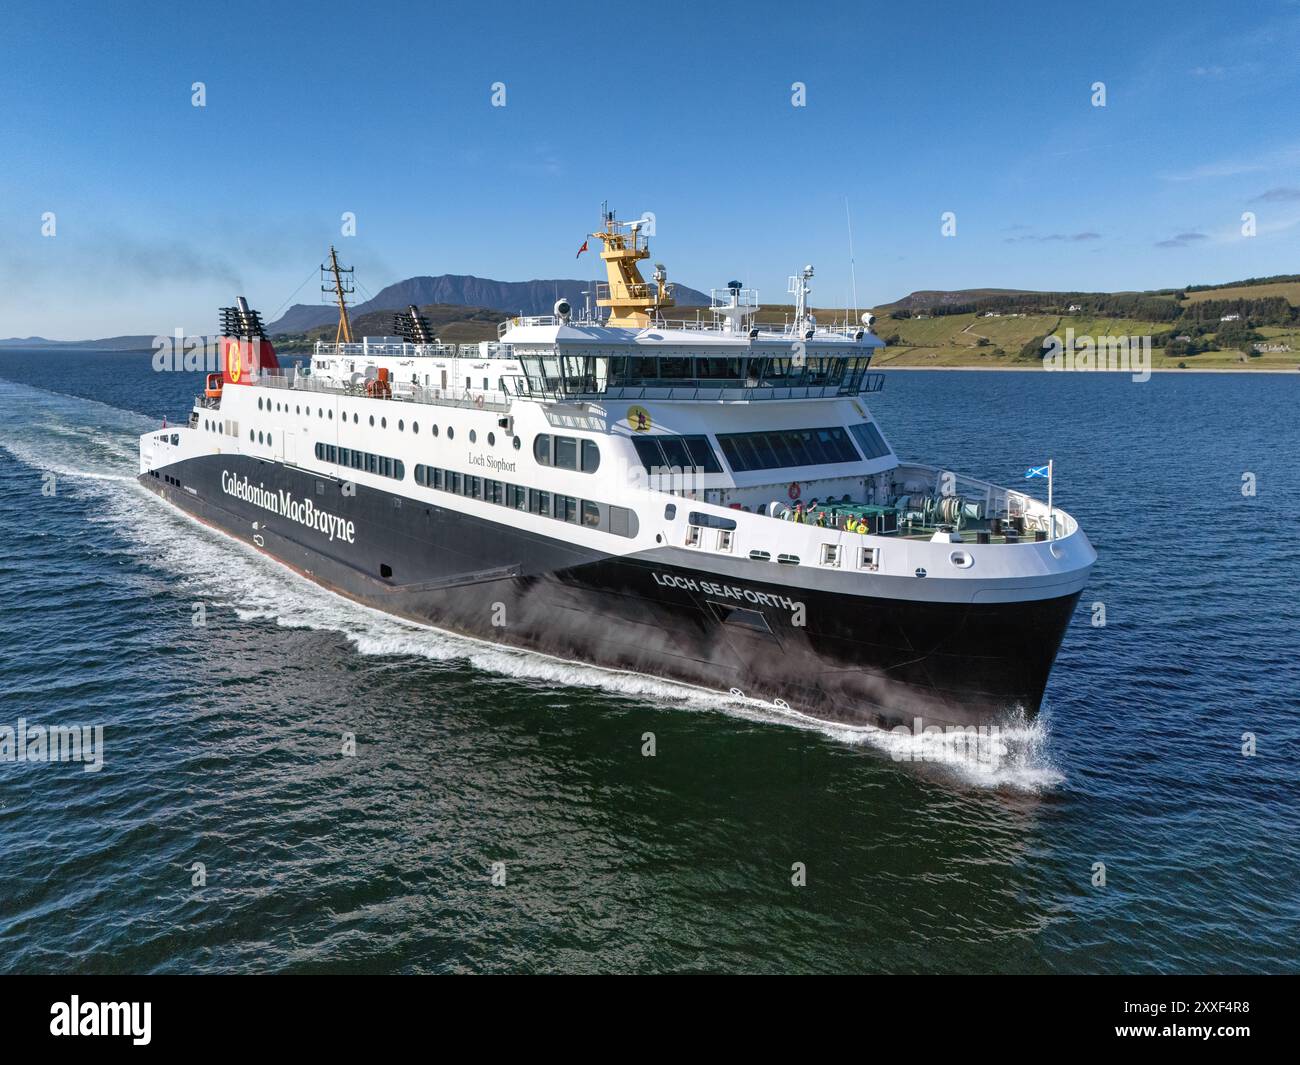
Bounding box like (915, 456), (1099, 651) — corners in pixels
(0, 378), (1063, 792)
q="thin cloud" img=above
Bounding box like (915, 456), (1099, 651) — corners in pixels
(1004, 231), (1101, 244)
(1252, 186), (1300, 202)
(1160, 144), (1300, 182)
(1155, 232), (1210, 248)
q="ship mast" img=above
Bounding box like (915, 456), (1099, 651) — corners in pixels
(591, 204), (674, 328)
(322, 245), (355, 345)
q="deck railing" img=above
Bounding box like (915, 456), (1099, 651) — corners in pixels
(501, 372), (884, 403)
(254, 370), (511, 412)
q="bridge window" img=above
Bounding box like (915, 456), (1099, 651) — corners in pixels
(717, 426), (860, 472)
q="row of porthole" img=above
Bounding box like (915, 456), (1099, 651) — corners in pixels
(250, 396), (521, 449)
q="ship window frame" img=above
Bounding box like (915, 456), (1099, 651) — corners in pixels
(554, 435), (578, 471)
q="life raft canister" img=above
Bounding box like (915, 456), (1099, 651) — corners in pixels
(788, 482), (801, 500)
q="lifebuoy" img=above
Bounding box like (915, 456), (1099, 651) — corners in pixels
(788, 481), (801, 500)
(474, 395), (484, 409)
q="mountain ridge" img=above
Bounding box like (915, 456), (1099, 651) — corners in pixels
(268, 273), (710, 334)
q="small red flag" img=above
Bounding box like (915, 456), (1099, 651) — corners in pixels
(575, 239), (588, 258)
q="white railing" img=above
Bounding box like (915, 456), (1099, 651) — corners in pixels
(498, 313), (877, 342)
(255, 370), (511, 412)
(314, 340), (502, 359)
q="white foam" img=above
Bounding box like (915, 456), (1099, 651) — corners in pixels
(0, 377), (1063, 791)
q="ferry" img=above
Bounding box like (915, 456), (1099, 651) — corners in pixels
(139, 209), (1096, 730)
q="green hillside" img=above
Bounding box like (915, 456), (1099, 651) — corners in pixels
(862, 276), (1300, 369)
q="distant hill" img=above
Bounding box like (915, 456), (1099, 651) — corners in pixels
(267, 273), (711, 335)
(0, 335), (156, 351)
(884, 288), (1038, 312)
(278, 303), (507, 349)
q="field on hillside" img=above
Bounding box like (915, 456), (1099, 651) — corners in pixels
(857, 306), (1300, 371)
(1182, 281), (1300, 305)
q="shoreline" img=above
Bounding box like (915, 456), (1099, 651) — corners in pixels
(873, 364), (1300, 374)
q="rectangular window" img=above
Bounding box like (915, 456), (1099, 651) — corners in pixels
(717, 529), (733, 552)
(860, 546), (880, 571)
(609, 506), (632, 537)
(487, 479), (503, 505)
(658, 436), (692, 469)
(820, 543), (841, 567)
(554, 436), (578, 470)
(433, 468), (444, 490)
(581, 500), (601, 527)
(632, 437), (663, 470)
(529, 489), (551, 516)
(849, 422), (890, 460)
(466, 475), (481, 499)
(449, 471), (462, 494)
(558, 495), (579, 523)
(510, 485), (527, 510)
(685, 525), (701, 547)
(717, 435), (748, 472)
(682, 436), (722, 473)
(581, 439), (600, 472)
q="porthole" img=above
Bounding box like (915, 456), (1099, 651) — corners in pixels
(381, 417), (387, 429)
(296, 405), (301, 415)
(512, 435), (521, 450)
(369, 415), (375, 426)
(353, 413), (358, 423)
(431, 424), (439, 437)
(257, 397), (263, 410)
(398, 419), (404, 432)
(249, 429), (254, 441)
(469, 429), (477, 444)
(267, 433), (272, 448)
(447, 427), (454, 440)
(328, 410), (333, 420)
(258, 431), (264, 444)
(318, 408), (323, 419)
(413, 422), (419, 434)
(487, 432), (495, 446)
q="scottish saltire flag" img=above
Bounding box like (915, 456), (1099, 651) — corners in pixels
(1025, 465), (1050, 479)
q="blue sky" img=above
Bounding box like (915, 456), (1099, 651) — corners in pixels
(2, 0), (1299, 338)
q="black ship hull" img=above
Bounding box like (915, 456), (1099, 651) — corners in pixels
(141, 454), (1080, 731)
